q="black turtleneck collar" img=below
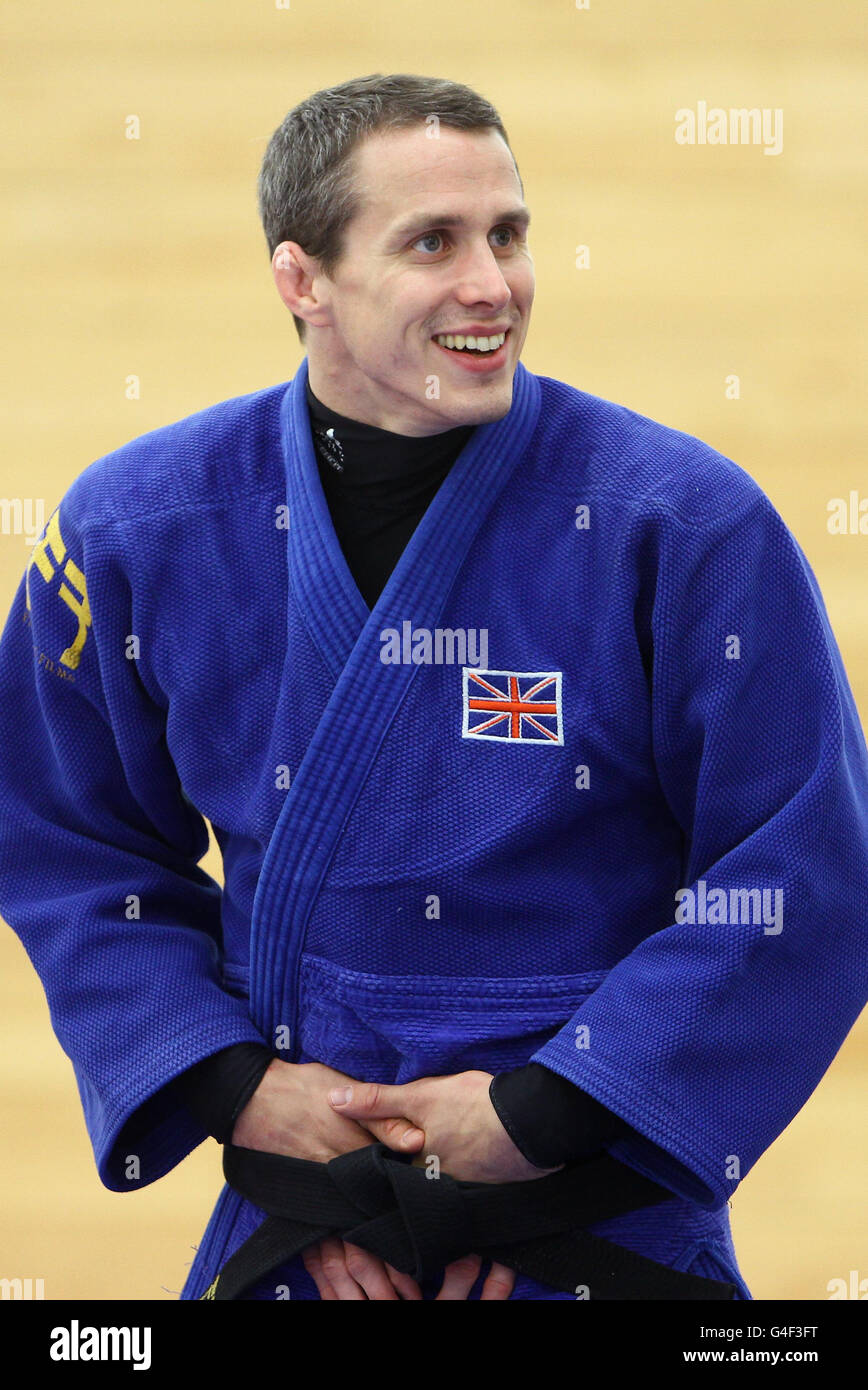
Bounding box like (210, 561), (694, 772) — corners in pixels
(304, 378), (477, 610)
(305, 378), (475, 484)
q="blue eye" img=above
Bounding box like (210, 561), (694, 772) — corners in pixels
(412, 226), (519, 255)
(414, 232), (445, 254)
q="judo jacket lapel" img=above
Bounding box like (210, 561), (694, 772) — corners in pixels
(250, 356), (542, 1047)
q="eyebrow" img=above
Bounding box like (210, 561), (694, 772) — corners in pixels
(386, 206), (531, 245)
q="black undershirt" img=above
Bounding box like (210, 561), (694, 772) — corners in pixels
(174, 380), (630, 1168)
(305, 378), (475, 609)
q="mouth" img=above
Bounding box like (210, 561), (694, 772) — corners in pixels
(430, 328), (511, 374)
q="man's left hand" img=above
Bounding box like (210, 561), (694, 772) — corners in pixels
(327, 1069), (563, 1184)
(328, 1069), (562, 1300)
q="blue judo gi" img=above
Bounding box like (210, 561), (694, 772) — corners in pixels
(1, 356), (866, 1300)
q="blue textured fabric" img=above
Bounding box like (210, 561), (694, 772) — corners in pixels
(1, 355), (866, 1302)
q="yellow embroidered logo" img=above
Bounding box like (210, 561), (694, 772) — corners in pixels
(25, 508), (92, 670)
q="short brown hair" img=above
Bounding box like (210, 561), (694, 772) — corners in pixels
(257, 73), (520, 342)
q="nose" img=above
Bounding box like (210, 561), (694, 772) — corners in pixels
(452, 239), (513, 309)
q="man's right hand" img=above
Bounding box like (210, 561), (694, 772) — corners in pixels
(230, 1059), (429, 1299)
(230, 1058), (424, 1162)
(229, 1059), (511, 1300)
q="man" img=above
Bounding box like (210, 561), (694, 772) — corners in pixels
(0, 73), (866, 1302)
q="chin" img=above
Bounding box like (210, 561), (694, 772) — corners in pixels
(450, 383), (514, 425)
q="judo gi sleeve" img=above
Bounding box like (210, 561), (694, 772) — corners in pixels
(0, 498), (269, 1191)
(529, 487), (868, 1210)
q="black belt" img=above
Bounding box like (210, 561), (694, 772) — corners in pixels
(201, 1143), (736, 1301)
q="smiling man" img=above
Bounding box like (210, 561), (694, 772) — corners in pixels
(273, 120), (532, 436)
(1, 73), (867, 1304)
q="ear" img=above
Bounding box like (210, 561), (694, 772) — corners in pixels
(271, 240), (331, 330)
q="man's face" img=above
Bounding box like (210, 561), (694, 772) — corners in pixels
(285, 124), (534, 435)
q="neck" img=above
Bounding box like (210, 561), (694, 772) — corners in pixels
(306, 362), (474, 438)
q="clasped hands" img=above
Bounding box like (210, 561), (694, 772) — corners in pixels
(230, 1059), (561, 1300)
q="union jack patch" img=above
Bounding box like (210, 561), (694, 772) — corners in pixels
(461, 669), (563, 745)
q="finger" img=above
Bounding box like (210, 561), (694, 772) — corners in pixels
(364, 1115), (426, 1152)
(301, 1243), (339, 1300)
(328, 1080), (413, 1121)
(434, 1252), (482, 1300)
(480, 1261), (516, 1301)
(341, 1241), (401, 1301)
(317, 1235), (367, 1300)
(385, 1261), (424, 1301)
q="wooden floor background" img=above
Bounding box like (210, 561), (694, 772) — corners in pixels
(0, 0), (865, 1300)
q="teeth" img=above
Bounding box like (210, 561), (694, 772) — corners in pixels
(434, 331), (507, 353)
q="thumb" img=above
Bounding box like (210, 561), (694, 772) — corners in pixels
(327, 1081), (402, 1118)
(328, 1082), (425, 1151)
(368, 1116), (427, 1152)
